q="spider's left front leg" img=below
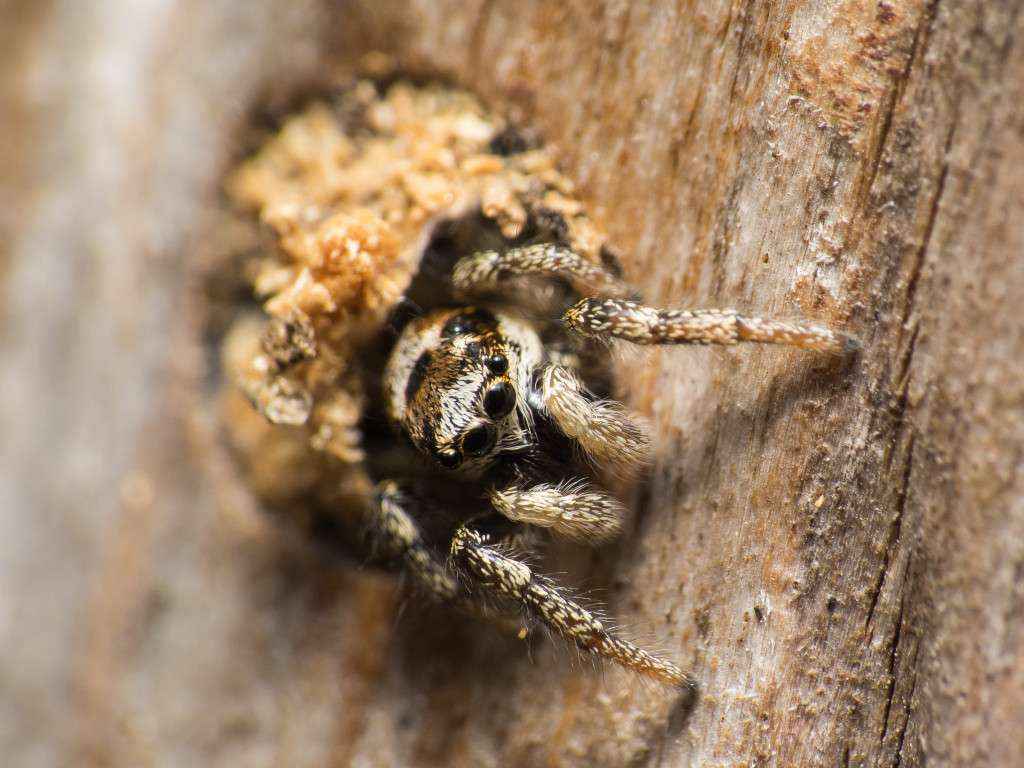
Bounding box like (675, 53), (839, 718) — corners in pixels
(450, 525), (694, 690)
(488, 480), (625, 545)
(537, 363), (651, 471)
(564, 297), (859, 355)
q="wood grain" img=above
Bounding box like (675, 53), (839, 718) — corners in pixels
(2, 1), (1022, 766)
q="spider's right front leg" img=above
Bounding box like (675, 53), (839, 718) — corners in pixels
(371, 480), (460, 603)
(564, 297), (859, 355)
(450, 524), (695, 690)
(374, 482), (534, 637)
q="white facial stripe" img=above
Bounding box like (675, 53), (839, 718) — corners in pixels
(383, 313), (448, 423)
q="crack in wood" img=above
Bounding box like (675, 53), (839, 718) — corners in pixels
(891, 658), (918, 767)
(725, 0), (759, 109)
(877, 588), (906, 750)
(865, 432), (915, 634)
(901, 119), (956, 347)
(859, 0), (940, 211)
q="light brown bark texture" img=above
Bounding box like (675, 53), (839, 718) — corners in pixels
(2, 1), (1023, 766)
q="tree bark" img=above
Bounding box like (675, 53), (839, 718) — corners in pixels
(3, 1), (1022, 766)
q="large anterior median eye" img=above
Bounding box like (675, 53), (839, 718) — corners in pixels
(483, 382), (515, 419)
(461, 424), (496, 456)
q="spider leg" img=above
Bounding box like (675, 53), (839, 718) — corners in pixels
(452, 244), (633, 300)
(538, 363), (650, 470)
(372, 481), (461, 603)
(564, 297), (858, 355)
(450, 525), (694, 689)
(373, 481), (534, 639)
(490, 480), (625, 545)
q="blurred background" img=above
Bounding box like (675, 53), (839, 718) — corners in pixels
(1, 4), (345, 764)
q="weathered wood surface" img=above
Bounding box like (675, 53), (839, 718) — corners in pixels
(3, 1), (1022, 766)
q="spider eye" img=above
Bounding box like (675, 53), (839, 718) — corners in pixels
(484, 353), (508, 374)
(461, 424), (495, 456)
(441, 308), (496, 338)
(436, 449), (461, 469)
(483, 382), (515, 419)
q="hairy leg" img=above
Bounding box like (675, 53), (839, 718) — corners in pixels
(372, 481), (461, 603)
(490, 480), (625, 544)
(564, 297), (858, 354)
(539, 363), (650, 470)
(450, 525), (694, 689)
(373, 481), (533, 640)
(452, 244), (633, 300)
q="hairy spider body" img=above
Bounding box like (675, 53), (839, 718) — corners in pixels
(218, 79), (856, 695)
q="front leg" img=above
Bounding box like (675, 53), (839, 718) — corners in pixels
(564, 297), (858, 355)
(450, 525), (694, 690)
(489, 480), (625, 545)
(539, 363), (650, 470)
(372, 481), (461, 603)
(375, 482), (536, 639)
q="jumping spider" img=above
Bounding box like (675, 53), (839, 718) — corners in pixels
(375, 243), (854, 691)
(217, 79), (856, 694)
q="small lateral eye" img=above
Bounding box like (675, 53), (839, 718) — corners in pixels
(441, 308), (496, 339)
(461, 424), (495, 456)
(483, 382), (515, 419)
(484, 353), (508, 374)
(442, 318), (469, 337)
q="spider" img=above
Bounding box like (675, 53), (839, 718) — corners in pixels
(216, 78), (856, 694)
(371, 242), (855, 691)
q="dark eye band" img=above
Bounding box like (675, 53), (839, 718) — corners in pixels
(441, 308), (497, 338)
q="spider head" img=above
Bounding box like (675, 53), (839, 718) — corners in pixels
(384, 307), (542, 476)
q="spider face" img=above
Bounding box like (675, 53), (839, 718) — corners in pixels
(384, 306), (544, 476)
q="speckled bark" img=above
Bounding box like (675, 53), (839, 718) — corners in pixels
(2, 1), (1022, 766)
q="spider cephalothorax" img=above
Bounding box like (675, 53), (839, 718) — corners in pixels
(218, 77), (856, 694)
(383, 306), (542, 477)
